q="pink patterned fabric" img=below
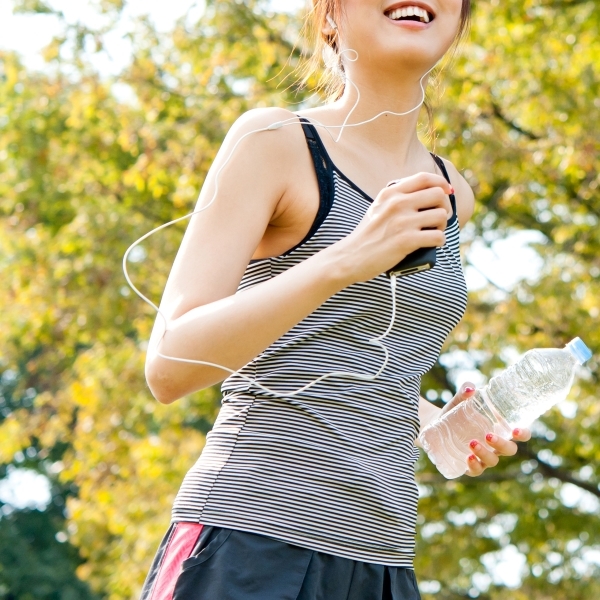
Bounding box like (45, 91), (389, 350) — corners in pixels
(150, 523), (203, 600)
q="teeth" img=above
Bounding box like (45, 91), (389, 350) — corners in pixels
(387, 6), (432, 23)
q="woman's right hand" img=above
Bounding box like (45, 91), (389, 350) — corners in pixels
(333, 172), (454, 283)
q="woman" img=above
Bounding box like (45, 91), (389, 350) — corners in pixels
(140, 1), (530, 598)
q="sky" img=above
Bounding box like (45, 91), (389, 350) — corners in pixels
(0, 1), (573, 588)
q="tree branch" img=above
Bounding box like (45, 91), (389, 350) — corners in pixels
(519, 445), (600, 499)
(490, 101), (541, 141)
(464, 256), (512, 294)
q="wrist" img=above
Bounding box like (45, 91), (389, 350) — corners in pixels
(309, 243), (358, 291)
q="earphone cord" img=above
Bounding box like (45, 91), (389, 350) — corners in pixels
(123, 51), (436, 397)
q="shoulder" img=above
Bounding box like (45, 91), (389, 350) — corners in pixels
(215, 107), (310, 178)
(436, 156), (475, 226)
(224, 107), (305, 150)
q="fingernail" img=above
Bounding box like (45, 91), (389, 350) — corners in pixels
(469, 440), (478, 449)
(486, 433), (496, 443)
(464, 386), (475, 393)
(468, 454), (477, 461)
(449, 186), (455, 194)
(513, 428), (521, 437)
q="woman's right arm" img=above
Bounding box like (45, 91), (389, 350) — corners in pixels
(145, 109), (453, 404)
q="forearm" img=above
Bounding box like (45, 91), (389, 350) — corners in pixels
(146, 244), (353, 403)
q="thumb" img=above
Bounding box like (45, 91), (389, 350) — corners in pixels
(441, 382), (476, 415)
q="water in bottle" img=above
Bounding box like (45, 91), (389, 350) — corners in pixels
(418, 338), (592, 479)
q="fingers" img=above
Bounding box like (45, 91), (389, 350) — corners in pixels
(465, 428), (529, 477)
(385, 174), (453, 219)
(416, 207), (450, 230)
(469, 439), (500, 469)
(484, 434), (518, 457)
(388, 172), (453, 196)
(512, 427), (532, 442)
(465, 453), (486, 477)
(440, 381), (476, 415)
(465, 438), (503, 476)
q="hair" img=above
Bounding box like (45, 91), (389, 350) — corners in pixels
(300, 1), (472, 105)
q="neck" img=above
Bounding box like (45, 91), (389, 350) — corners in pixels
(324, 66), (431, 160)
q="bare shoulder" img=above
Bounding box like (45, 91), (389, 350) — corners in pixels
(224, 107), (305, 151)
(201, 106), (310, 213)
(212, 107), (310, 194)
(438, 156), (475, 226)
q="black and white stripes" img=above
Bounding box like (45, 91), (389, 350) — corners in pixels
(171, 131), (468, 567)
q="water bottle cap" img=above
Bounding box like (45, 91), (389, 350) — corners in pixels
(566, 337), (592, 365)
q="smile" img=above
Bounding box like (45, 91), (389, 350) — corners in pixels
(385, 3), (435, 24)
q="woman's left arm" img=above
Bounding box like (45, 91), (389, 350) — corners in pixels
(418, 160), (531, 477)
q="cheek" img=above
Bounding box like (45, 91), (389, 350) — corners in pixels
(337, 4), (382, 51)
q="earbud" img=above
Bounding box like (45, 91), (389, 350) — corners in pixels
(326, 14), (338, 30)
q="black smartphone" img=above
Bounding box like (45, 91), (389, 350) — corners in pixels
(386, 246), (436, 278)
(383, 179), (442, 278)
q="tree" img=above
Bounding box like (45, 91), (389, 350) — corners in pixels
(1, 1), (306, 597)
(416, 0), (600, 597)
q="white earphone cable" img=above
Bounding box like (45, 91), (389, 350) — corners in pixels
(123, 48), (437, 397)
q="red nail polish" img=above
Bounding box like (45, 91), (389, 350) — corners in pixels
(469, 440), (478, 449)
(513, 428), (521, 437)
(449, 186), (455, 194)
(468, 454), (477, 461)
(486, 433), (494, 443)
(464, 386), (475, 393)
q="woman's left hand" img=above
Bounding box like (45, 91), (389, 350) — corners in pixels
(441, 382), (532, 477)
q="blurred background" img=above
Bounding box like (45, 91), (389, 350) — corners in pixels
(0, 0), (599, 598)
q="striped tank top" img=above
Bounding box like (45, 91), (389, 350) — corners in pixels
(172, 120), (468, 566)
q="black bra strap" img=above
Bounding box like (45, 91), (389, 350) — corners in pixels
(280, 118), (335, 256)
(299, 118), (334, 203)
(430, 153), (457, 220)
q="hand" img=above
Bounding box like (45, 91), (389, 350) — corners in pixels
(336, 172), (453, 283)
(442, 382), (532, 478)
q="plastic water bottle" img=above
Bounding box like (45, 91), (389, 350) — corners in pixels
(418, 338), (592, 479)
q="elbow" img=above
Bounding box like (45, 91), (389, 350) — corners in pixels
(144, 357), (219, 404)
(145, 362), (181, 405)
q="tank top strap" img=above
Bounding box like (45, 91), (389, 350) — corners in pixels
(430, 153), (457, 220)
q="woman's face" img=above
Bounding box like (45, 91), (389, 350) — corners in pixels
(334, 1), (463, 75)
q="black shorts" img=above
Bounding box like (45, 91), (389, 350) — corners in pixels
(140, 523), (422, 600)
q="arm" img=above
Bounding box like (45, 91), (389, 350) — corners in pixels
(416, 167), (530, 475)
(145, 108), (353, 402)
(145, 109), (454, 404)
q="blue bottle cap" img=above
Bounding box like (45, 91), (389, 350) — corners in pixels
(566, 338), (592, 365)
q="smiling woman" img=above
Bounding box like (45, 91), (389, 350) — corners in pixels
(139, 0), (528, 598)
(303, 0), (471, 102)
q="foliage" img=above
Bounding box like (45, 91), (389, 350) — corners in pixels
(0, 0), (598, 598)
(417, 0), (600, 597)
(0, 502), (99, 600)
